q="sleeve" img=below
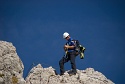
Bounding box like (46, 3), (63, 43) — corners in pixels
(65, 42), (69, 45)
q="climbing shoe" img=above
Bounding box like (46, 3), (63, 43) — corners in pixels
(69, 72), (76, 76)
(60, 73), (64, 76)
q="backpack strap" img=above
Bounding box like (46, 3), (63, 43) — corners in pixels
(71, 39), (80, 48)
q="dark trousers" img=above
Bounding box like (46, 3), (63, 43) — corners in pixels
(59, 51), (77, 74)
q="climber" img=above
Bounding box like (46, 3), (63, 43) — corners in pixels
(59, 32), (77, 75)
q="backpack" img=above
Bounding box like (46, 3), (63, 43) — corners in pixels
(72, 40), (85, 58)
(72, 40), (80, 51)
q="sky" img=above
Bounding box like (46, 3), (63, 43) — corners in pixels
(0, 0), (125, 84)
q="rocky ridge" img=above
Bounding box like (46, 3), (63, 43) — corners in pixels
(25, 64), (114, 84)
(0, 41), (25, 84)
(0, 41), (114, 84)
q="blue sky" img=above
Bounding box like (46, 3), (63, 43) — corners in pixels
(0, 0), (125, 84)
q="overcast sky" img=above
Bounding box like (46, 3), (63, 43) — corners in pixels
(0, 0), (125, 84)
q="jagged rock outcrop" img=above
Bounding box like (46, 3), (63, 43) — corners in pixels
(26, 64), (114, 84)
(0, 41), (114, 84)
(0, 41), (25, 84)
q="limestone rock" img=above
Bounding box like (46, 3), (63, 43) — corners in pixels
(26, 64), (114, 84)
(0, 41), (25, 84)
(25, 64), (56, 84)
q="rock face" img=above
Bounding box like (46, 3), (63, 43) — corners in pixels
(25, 64), (114, 84)
(0, 41), (25, 84)
(0, 41), (114, 84)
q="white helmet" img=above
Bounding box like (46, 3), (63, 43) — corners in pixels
(63, 32), (69, 38)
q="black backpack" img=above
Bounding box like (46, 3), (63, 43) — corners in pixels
(72, 40), (80, 50)
(72, 40), (85, 56)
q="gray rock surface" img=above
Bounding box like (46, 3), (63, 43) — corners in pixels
(0, 41), (25, 84)
(0, 41), (114, 84)
(26, 64), (114, 84)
